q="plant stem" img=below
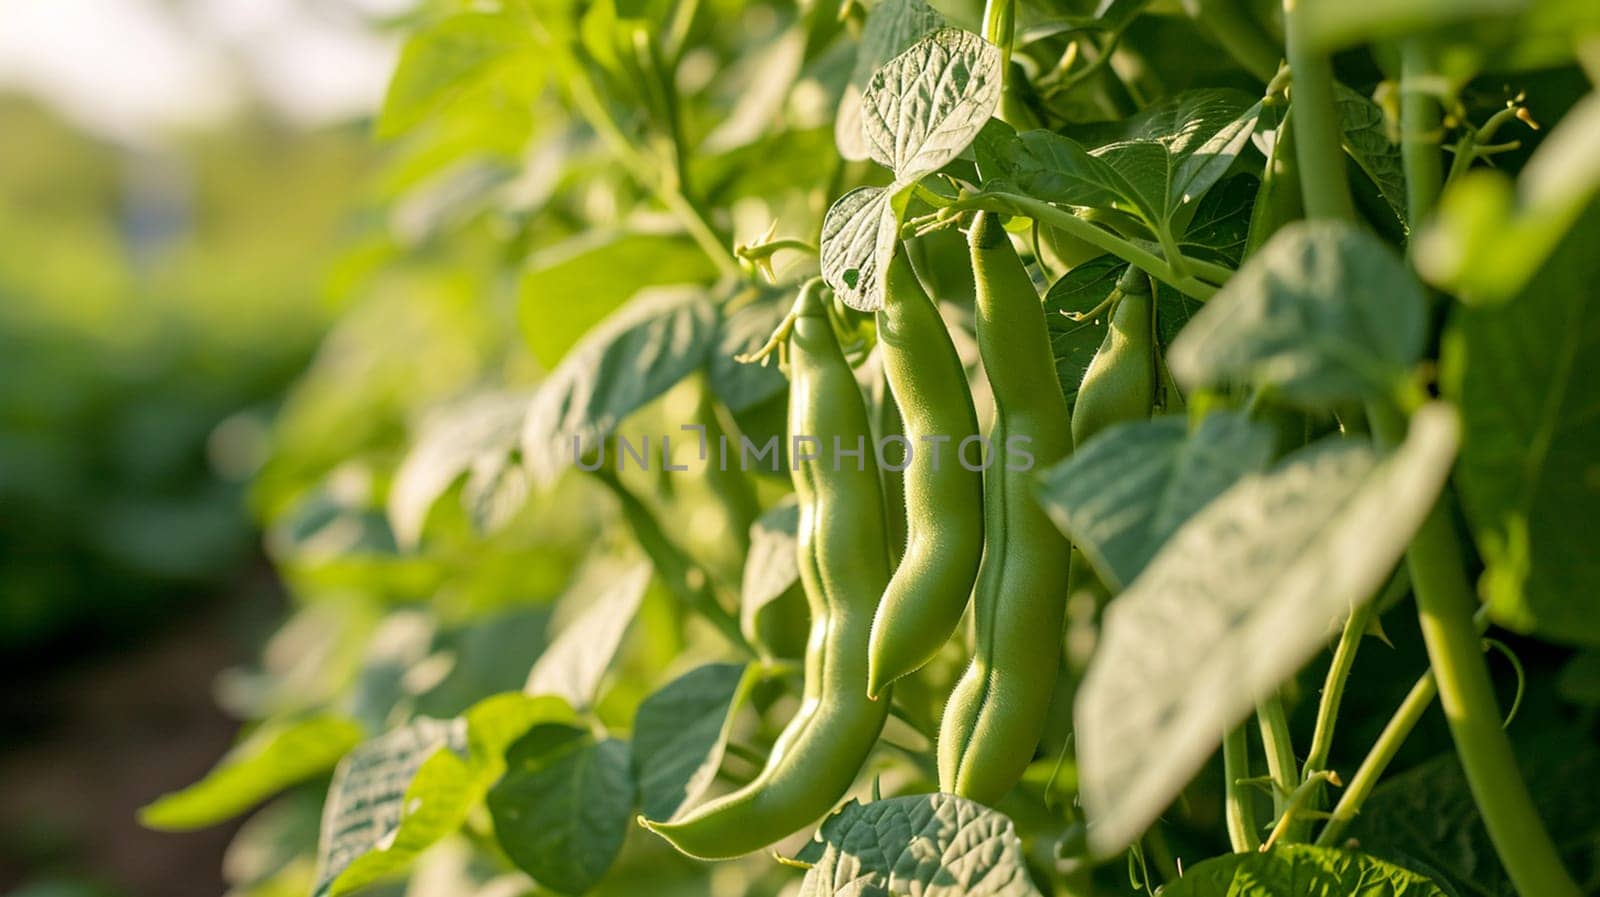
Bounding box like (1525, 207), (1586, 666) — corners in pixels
(952, 191), (1219, 300)
(1369, 407), (1580, 897)
(1282, 0), (1355, 221)
(1183, 0), (1281, 82)
(1255, 693), (1299, 823)
(1316, 668), (1435, 847)
(557, 49), (739, 278)
(1302, 599), (1378, 779)
(1223, 724), (1261, 852)
(1262, 771), (1339, 851)
(1399, 41), (1442, 236)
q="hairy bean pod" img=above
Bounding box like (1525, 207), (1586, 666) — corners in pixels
(937, 213), (1074, 805)
(641, 281), (892, 859)
(866, 249), (986, 697)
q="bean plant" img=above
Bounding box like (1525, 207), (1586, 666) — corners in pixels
(143, 0), (1600, 895)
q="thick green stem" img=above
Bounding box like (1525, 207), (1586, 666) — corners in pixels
(1224, 724), (1261, 852)
(1255, 694), (1299, 823)
(952, 191), (1219, 300)
(1399, 41), (1442, 236)
(1369, 408), (1579, 897)
(1183, 0), (1281, 82)
(1282, 0), (1355, 221)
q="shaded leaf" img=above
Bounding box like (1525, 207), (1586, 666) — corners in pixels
(1441, 202), (1600, 646)
(1161, 844), (1450, 896)
(1169, 221), (1427, 407)
(632, 662), (749, 820)
(1336, 83), (1408, 234)
(1346, 728), (1600, 896)
(1076, 406), (1459, 856)
(488, 725), (635, 895)
(740, 497), (802, 629)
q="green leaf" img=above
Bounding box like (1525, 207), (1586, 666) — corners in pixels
(986, 90), (1260, 235)
(631, 662), (750, 820)
(821, 185), (901, 312)
(311, 696), (576, 897)
(1035, 412), (1275, 591)
(1042, 255), (1122, 404)
(378, 11), (543, 139)
(1418, 91), (1600, 304)
(521, 287), (718, 484)
(709, 286), (792, 414)
(1161, 844), (1450, 896)
(389, 389), (529, 549)
(1440, 203), (1600, 646)
(1346, 728), (1600, 896)
(140, 715), (365, 831)
(517, 231), (718, 368)
(1168, 220), (1427, 407)
(1178, 171), (1257, 266)
(859, 28), (1003, 183)
(1076, 405), (1459, 856)
(836, 0), (948, 161)
(313, 716), (472, 897)
(1335, 83), (1408, 234)
(487, 725), (635, 896)
(797, 795), (1043, 897)
(524, 561), (652, 707)
(740, 497), (801, 630)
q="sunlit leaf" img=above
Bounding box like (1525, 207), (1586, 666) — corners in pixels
(859, 28), (1003, 183)
(141, 715), (365, 832)
(521, 287), (718, 485)
(524, 561), (652, 707)
(797, 795), (1043, 897)
(836, 0), (948, 161)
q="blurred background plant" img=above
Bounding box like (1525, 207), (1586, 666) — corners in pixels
(1, 2), (395, 894)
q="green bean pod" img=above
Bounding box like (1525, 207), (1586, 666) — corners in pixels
(866, 249), (986, 698)
(641, 281), (892, 859)
(1070, 267), (1155, 446)
(938, 213), (1074, 805)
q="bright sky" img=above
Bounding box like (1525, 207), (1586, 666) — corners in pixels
(0, 0), (413, 145)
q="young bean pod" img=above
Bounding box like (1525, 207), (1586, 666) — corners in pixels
(1070, 266), (1156, 446)
(866, 249), (986, 697)
(641, 281), (892, 859)
(938, 213), (1075, 806)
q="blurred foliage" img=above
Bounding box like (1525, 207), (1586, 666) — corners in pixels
(0, 96), (372, 657)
